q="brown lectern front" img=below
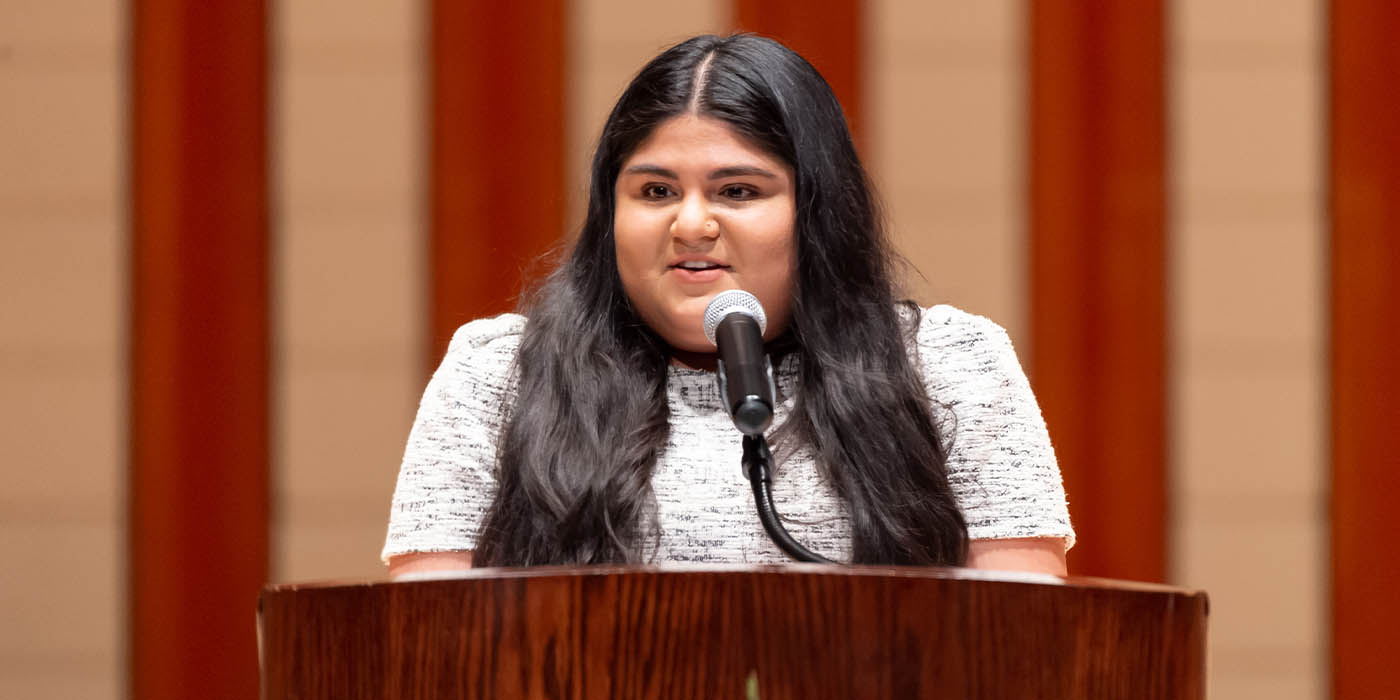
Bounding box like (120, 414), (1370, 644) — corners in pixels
(258, 565), (1206, 699)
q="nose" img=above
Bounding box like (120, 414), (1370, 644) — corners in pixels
(670, 192), (718, 245)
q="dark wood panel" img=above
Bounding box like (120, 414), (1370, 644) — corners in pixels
(429, 2), (567, 366)
(261, 567), (1207, 699)
(733, 0), (863, 147)
(129, 2), (269, 699)
(1028, 2), (1167, 581)
(1329, 1), (1400, 697)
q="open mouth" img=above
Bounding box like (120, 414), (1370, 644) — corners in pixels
(671, 261), (729, 272)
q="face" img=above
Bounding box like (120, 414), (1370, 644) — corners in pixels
(613, 114), (797, 355)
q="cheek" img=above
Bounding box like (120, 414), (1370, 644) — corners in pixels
(751, 211), (797, 277)
(612, 209), (660, 279)
(742, 213), (798, 330)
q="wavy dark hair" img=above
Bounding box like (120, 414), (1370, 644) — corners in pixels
(473, 34), (968, 566)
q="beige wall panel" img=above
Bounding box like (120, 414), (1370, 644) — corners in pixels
(567, 0), (726, 226)
(1176, 366), (1324, 494)
(0, 2), (124, 698)
(3, 372), (121, 518)
(1177, 0), (1318, 45)
(277, 209), (419, 350)
(868, 0), (1025, 344)
(279, 0), (417, 43)
(1178, 68), (1319, 193)
(273, 1), (423, 581)
(0, 523), (122, 654)
(0, 0), (118, 42)
(0, 671), (115, 700)
(1176, 218), (1322, 351)
(279, 366), (418, 507)
(1209, 655), (1325, 700)
(278, 69), (420, 203)
(1171, 1), (1324, 698)
(276, 523), (394, 582)
(1, 71), (118, 197)
(1177, 516), (1324, 646)
(1175, 516), (1326, 698)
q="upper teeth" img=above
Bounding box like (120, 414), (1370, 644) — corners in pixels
(678, 261), (717, 269)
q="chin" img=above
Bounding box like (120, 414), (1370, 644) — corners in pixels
(652, 304), (713, 350)
(663, 328), (716, 355)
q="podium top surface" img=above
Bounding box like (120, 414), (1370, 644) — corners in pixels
(262, 562), (1204, 599)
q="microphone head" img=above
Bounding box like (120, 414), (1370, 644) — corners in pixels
(703, 289), (767, 347)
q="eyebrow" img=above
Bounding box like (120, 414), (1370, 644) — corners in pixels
(622, 164), (780, 180)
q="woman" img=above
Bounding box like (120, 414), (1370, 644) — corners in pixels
(384, 34), (1073, 576)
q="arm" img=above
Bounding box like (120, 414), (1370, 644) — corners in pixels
(380, 316), (526, 570)
(966, 536), (1067, 576)
(916, 308), (1076, 563)
(387, 551), (474, 579)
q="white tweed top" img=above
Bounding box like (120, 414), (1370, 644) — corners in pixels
(382, 305), (1074, 564)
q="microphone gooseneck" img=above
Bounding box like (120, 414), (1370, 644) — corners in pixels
(702, 291), (833, 564)
(741, 436), (834, 564)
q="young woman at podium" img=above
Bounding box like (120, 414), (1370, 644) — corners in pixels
(382, 35), (1074, 577)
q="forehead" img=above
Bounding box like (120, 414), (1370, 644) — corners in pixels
(622, 115), (786, 171)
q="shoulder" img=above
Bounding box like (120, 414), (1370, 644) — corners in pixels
(404, 312), (528, 470)
(383, 314), (525, 563)
(420, 313), (527, 412)
(444, 313), (527, 359)
(436, 313), (526, 378)
(912, 304), (1009, 343)
(908, 304), (1022, 383)
(904, 304), (1039, 437)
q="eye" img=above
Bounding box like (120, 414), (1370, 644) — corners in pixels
(720, 184), (758, 200)
(642, 184), (674, 200)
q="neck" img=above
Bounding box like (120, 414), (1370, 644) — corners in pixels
(669, 349), (718, 371)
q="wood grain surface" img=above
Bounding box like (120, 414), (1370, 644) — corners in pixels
(260, 566), (1205, 699)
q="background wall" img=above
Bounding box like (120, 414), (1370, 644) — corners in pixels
(0, 1), (1380, 698)
(1, 1), (124, 696)
(271, 0), (423, 584)
(1170, 1), (1325, 696)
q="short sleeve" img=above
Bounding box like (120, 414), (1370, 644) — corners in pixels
(380, 314), (526, 562)
(914, 306), (1075, 550)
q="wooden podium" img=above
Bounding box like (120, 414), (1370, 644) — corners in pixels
(258, 564), (1207, 699)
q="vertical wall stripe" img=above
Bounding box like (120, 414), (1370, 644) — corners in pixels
(1329, 1), (1400, 696)
(733, 0), (863, 145)
(129, 2), (269, 699)
(429, 2), (568, 365)
(1029, 3), (1168, 581)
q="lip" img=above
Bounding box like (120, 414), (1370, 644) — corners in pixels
(668, 266), (728, 284)
(666, 257), (730, 285)
(667, 255), (730, 270)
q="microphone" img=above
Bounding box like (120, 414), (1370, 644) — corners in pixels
(704, 291), (832, 563)
(703, 290), (776, 436)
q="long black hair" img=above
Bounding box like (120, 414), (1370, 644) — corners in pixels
(473, 34), (968, 566)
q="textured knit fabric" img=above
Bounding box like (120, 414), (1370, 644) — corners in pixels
(382, 305), (1074, 564)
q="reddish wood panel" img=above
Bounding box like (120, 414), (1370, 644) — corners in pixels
(1329, 1), (1400, 697)
(1028, 4), (1167, 581)
(733, 0), (863, 147)
(430, 2), (567, 365)
(261, 567), (1207, 699)
(129, 2), (269, 699)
